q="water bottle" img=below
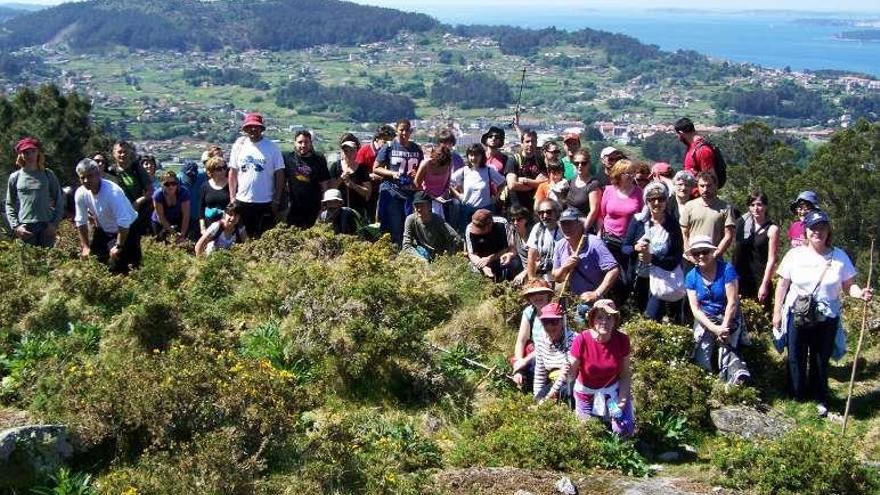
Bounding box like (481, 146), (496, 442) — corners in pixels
(607, 396), (623, 419)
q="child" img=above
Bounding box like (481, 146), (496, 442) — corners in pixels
(195, 204), (248, 256)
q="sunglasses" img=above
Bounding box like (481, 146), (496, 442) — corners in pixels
(574, 160), (589, 166)
(546, 149), (561, 155)
(537, 209), (555, 216)
(692, 249), (713, 257)
(647, 196), (666, 203)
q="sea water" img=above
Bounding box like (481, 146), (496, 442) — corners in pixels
(414, 7), (880, 77)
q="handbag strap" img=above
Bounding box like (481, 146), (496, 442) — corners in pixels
(809, 258), (833, 297)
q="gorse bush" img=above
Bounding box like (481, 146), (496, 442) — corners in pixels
(279, 408), (442, 494)
(712, 426), (880, 495)
(448, 395), (648, 475)
(33, 344), (315, 456)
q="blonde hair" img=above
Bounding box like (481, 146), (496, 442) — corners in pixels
(15, 150), (46, 170)
(609, 159), (635, 187)
(205, 156), (227, 173)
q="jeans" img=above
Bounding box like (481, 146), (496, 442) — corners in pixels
(645, 295), (685, 324)
(377, 188), (411, 247)
(17, 222), (56, 248)
(788, 316), (838, 405)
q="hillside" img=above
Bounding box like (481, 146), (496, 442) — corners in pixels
(0, 0), (439, 51)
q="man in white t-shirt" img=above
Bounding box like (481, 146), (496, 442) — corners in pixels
(228, 113), (285, 238)
(73, 158), (140, 274)
(527, 198), (564, 281)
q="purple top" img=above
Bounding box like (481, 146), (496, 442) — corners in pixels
(553, 233), (618, 296)
(151, 184), (191, 224)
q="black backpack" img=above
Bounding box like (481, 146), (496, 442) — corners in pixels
(692, 140), (727, 188)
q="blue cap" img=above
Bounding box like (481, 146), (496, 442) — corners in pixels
(789, 190), (819, 213)
(559, 207), (583, 222)
(803, 210), (830, 229)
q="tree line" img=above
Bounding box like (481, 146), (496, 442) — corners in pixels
(275, 79), (416, 122)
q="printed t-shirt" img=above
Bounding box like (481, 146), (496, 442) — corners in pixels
(569, 330), (631, 389)
(229, 137), (284, 204)
(788, 220), (806, 247)
(505, 153), (545, 210)
(285, 152), (330, 228)
(376, 140), (423, 198)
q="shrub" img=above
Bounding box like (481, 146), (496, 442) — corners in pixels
(32, 344), (315, 457)
(631, 359), (714, 448)
(712, 426), (880, 495)
(279, 408), (442, 494)
(448, 395), (647, 475)
(95, 427), (264, 495)
(621, 317), (692, 365)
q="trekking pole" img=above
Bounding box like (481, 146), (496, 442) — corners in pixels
(513, 66), (526, 124)
(843, 237), (874, 434)
(557, 232), (586, 302)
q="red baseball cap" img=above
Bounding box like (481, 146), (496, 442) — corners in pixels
(241, 113), (265, 130)
(652, 162), (672, 175)
(562, 132), (581, 143)
(14, 137), (40, 154)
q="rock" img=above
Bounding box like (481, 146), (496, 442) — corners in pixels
(555, 476), (578, 494)
(514, 491), (536, 495)
(658, 451), (680, 462)
(0, 424), (73, 489)
(710, 406), (795, 440)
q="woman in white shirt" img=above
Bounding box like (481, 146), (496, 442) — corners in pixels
(773, 210), (872, 417)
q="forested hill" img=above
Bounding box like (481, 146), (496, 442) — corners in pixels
(0, 0), (739, 82)
(0, 0), (440, 51)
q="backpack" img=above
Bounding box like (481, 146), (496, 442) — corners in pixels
(692, 140), (727, 188)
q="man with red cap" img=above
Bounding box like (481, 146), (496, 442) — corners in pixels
(5, 137), (64, 247)
(228, 113), (285, 238)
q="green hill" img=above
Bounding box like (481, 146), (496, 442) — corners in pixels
(0, 0), (439, 51)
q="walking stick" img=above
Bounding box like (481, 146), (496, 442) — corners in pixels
(557, 232), (587, 303)
(513, 67), (526, 123)
(843, 238), (874, 434)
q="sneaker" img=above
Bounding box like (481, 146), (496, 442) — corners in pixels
(816, 404), (828, 418)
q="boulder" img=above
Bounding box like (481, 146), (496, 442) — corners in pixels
(0, 424), (73, 489)
(710, 406), (795, 440)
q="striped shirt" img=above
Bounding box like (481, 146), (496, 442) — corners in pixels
(533, 326), (577, 400)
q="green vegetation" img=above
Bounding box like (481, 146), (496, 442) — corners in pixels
(0, 85), (110, 186)
(0, 0), (438, 52)
(429, 70), (512, 109)
(0, 220), (876, 492)
(275, 78), (416, 121)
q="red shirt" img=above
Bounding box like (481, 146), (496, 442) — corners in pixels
(355, 143), (378, 172)
(570, 330), (630, 389)
(683, 136), (716, 176)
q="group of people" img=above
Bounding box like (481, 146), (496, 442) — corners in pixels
(5, 115), (872, 427)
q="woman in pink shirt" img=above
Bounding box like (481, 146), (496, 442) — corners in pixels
(598, 159), (643, 303)
(568, 299), (634, 437)
(414, 145), (453, 220)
